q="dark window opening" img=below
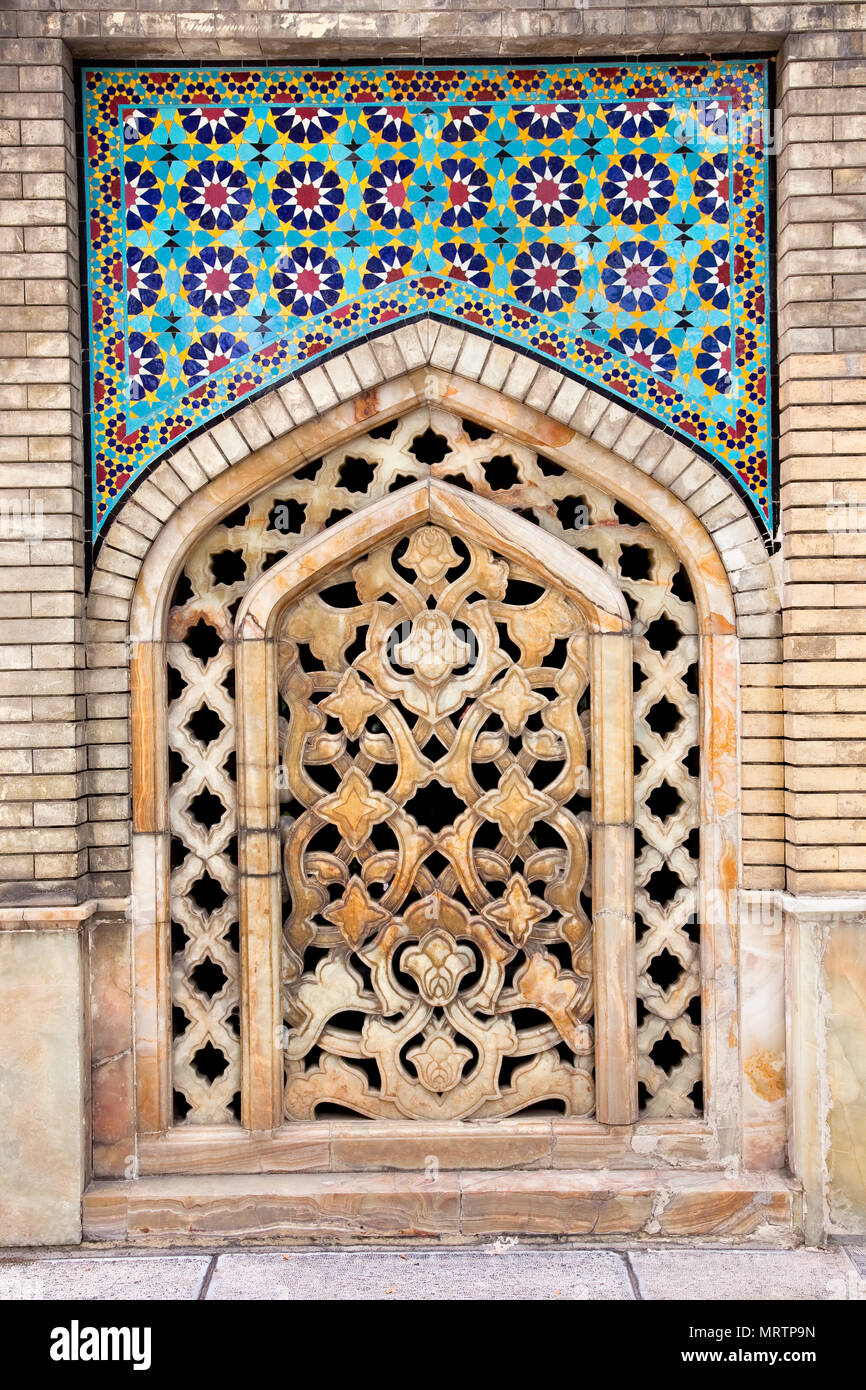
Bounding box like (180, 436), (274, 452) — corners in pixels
(409, 428), (451, 465)
(210, 548), (246, 587)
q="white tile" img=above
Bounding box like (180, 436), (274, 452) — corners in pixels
(207, 1248), (634, 1301)
(629, 1248), (859, 1301)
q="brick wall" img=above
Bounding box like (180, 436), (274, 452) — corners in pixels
(0, 1), (863, 906)
(778, 31), (866, 892)
(0, 34), (87, 906)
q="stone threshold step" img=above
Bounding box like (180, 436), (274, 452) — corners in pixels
(84, 1170), (802, 1245)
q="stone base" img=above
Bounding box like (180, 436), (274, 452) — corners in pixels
(83, 1170), (802, 1246)
(0, 930), (86, 1247)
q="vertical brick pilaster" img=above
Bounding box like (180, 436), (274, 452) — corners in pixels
(0, 39), (87, 905)
(779, 37), (866, 892)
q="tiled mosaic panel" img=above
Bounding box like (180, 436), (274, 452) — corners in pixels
(167, 409), (700, 1123)
(82, 63), (771, 536)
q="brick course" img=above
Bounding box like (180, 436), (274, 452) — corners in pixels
(0, 32), (85, 906)
(778, 34), (866, 889)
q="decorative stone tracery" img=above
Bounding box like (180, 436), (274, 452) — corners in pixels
(277, 524), (595, 1120)
(164, 406), (702, 1127)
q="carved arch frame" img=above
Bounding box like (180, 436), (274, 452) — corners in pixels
(127, 368), (740, 1171)
(235, 479), (635, 1132)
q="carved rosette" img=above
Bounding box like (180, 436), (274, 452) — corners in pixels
(277, 525), (595, 1120)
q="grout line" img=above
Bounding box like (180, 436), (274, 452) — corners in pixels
(196, 1255), (218, 1301)
(622, 1252), (643, 1300)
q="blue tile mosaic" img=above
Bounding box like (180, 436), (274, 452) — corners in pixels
(81, 62), (772, 535)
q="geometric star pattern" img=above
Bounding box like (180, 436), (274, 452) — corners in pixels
(82, 62), (772, 537)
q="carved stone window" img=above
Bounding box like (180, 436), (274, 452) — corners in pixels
(277, 523), (594, 1120)
(164, 408), (701, 1128)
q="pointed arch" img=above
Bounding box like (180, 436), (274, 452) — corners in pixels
(120, 360), (743, 650)
(236, 479), (631, 639)
(234, 480), (635, 1130)
(119, 364), (742, 1161)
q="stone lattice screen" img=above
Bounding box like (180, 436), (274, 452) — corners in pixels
(166, 409), (700, 1125)
(277, 521), (597, 1122)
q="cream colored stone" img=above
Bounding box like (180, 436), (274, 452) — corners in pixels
(345, 342), (383, 390)
(478, 342), (516, 393)
(547, 377), (587, 424)
(826, 916), (866, 1232)
(277, 377), (317, 426)
(502, 353), (538, 401)
(322, 353), (361, 403)
(740, 897), (787, 1170)
(454, 332), (489, 381)
(0, 930), (85, 1245)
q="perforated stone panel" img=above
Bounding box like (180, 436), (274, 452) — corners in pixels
(166, 408), (700, 1122)
(278, 524), (595, 1120)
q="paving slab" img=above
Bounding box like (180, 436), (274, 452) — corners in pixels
(206, 1248), (635, 1300)
(0, 1255), (212, 1301)
(1, 1245), (863, 1301)
(629, 1248), (863, 1301)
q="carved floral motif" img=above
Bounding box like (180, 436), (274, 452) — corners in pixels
(278, 525), (595, 1119)
(166, 407), (700, 1124)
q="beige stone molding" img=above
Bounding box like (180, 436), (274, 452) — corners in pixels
(741, 888), (866, 917)
(8, 5), (860, 66)
(82, 1169), (802, 1246)
(135, 1118), (722, 1176)
(781, 894), (866, 916)
(0, 898), (130, 930)
(237, 479), (632, 636)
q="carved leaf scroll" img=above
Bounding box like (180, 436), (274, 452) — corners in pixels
(277, 525), (595, 1120)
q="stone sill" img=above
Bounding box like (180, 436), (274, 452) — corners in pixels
(84, 1170), (803, 1245)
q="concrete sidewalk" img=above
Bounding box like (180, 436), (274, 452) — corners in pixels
(1, 1244), (864, 1300)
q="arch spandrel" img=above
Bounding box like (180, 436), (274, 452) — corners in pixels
(236, 479), (632, 640)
